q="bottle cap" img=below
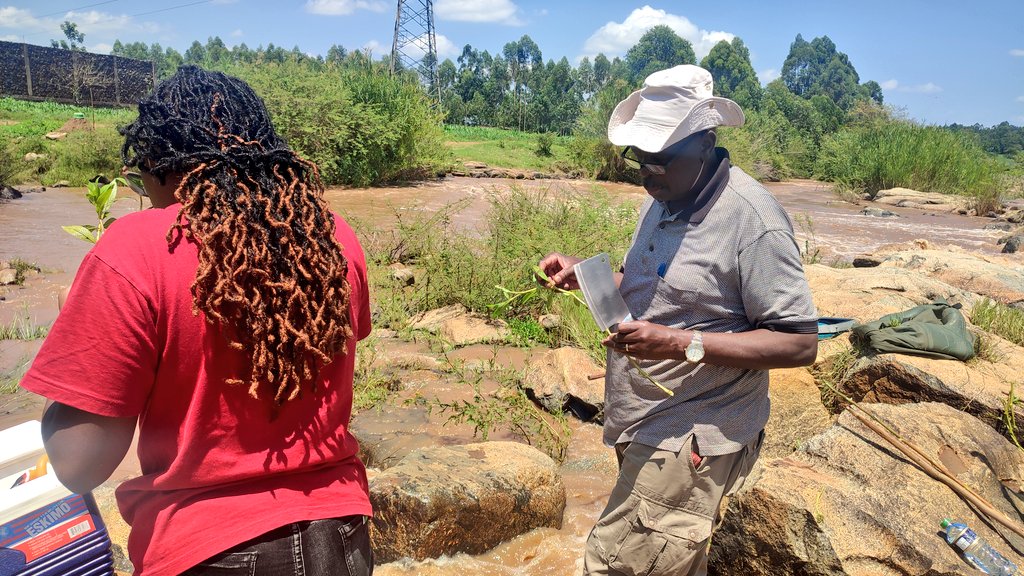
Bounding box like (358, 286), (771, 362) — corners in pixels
(940, 518), (951, 529)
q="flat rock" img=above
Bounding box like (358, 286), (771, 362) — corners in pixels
(873, 187), (970, 213)
(369, 441), (565, 562)
(408, 304), (467, 333)
(806, 264), (976, 323)
(438, 314), (509, 346)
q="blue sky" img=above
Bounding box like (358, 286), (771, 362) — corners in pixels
(2, 0), (1023, 127)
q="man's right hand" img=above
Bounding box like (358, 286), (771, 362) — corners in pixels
(537, 252), (583, 290)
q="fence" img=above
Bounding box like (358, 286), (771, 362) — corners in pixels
(0, 41), (155, 107)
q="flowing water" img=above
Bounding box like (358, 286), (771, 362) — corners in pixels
(0, 176), (1008, 574)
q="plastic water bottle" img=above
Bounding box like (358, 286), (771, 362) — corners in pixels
(942, 518), (1018, 575)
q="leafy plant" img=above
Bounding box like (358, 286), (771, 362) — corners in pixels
(1003, 381), (1023, 450)
(352, 334), (401, 412)
(62, 177), (129, 243)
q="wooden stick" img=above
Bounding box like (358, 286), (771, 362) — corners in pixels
(587, 372), (605, 380)
(846, 405), (1024, 542)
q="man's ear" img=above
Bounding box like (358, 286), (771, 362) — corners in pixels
(702, 130), (718, 154)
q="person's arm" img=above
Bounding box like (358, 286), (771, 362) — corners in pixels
(40, 400), (136, 494)
(604, 323), (817, 369)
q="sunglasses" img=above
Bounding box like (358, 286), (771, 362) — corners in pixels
(123, 171), (148, 197)
(620, 147), (679, 175)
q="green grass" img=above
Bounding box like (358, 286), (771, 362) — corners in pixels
(0, 314), (48, 340)
(359, 184), (636, 357)
(971, 298), (1024, 347)
(444, 125), (573, 173)
(0, 355), (32, 394)
(816, 120), (1004, 213)
(1, 97), (135, 186)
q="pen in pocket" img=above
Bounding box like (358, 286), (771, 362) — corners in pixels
(656, 262), (667, 278)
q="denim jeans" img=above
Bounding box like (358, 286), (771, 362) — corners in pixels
(181, 516), (374, 576)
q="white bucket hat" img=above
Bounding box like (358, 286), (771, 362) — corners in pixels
(608, 64), (745, 153)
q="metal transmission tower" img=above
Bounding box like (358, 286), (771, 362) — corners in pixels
(390, 0), (441, 101)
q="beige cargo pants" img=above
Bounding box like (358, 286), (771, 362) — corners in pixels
(583, 431), (763, 576)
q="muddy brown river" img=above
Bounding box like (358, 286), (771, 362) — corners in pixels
(0, 176), (1009, 575)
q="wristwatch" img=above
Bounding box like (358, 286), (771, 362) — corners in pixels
(685, 330), (704, 364)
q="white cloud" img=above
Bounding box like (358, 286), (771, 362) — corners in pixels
(758, 68), (779, 84)
(89, 42), (112, 54)
(0, 34), (19, 42)
(435, 0), (522, 25)
(231, 29), (243, 38)
(581, 6), (734, 60)
(878, 79), (942, 94)
(304, 0), (387, 16)
(1010, 48), (1024, 57)
(1016, 96), (1024, 102)
(0, 7), (160, 46)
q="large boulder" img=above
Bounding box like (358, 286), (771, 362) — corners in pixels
(522, 347), (604, 422)
(764, 368), (833, 459)
(369, 441), (565, 562)
(709, 402), (1024, 575)
(835, 344), (1024, 442)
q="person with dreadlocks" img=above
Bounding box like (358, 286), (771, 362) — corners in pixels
(21, 66), (374, 575)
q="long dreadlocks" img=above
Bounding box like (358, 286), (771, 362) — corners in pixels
(120, 65), (353, 405)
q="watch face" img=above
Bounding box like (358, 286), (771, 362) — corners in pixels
(686, 344), (703, 363)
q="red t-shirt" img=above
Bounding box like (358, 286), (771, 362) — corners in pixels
(21, 205), (372, 576)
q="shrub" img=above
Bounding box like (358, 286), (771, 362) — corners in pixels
(231, 61), (451, 187)
(815, 119), (1001, 205)
(0, 138), (17, 187)
(535, 132), (554, 157)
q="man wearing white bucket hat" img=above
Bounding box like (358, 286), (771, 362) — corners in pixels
(539, 65), (817, 575)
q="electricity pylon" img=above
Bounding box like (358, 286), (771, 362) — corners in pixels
(390, 0), (441, 102)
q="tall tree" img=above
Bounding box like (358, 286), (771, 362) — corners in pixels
(624, 25), (696, 83)
(502, 35), (543, 130)
(593, 53), (611, 88)
(575, 57), (596, 99)
(781, 34), (876, 110)
(700, 38), (761, 109)
(184, 40), (207, 65)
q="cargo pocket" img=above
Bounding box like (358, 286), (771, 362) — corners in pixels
(607, 498), (713, 576)
(181, 551), (257, 576)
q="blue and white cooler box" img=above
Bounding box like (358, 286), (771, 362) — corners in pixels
(0, 420), (114, 576)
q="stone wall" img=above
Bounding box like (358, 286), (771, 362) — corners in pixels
(0, 41), (154, 107)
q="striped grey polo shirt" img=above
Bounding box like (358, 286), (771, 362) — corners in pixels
(604, 151), (817, 455)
